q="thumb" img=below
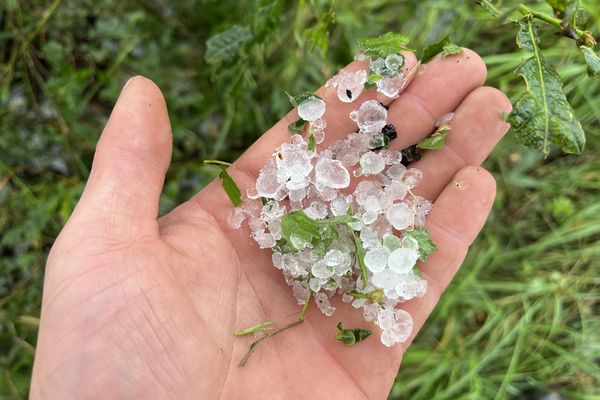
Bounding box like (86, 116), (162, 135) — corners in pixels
(71, 76), (172, 238)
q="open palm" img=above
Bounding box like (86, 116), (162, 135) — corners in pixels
(31, 49), (511, 399)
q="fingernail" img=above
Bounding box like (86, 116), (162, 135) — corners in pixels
(123, 76), (137, 89)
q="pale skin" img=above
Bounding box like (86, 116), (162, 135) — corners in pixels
(30, 48), (512, 399)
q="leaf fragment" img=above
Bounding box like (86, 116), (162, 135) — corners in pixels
(421, 36), (463, 64)
(356, 32), (410, 58)
(205, 25), (253, 64)
(404, 228), (437, 262)
(509, 20), (586, 155)
(417, 128), (449, 150)
(219, 170), (242, 207)
(234, 321), (273, 336)
(280, 210), (358, 251)
(580, 46), (600, 78)
(288, 118), (306, 134)
(286, 91), (322, 107)
(335, 322), (372, 345)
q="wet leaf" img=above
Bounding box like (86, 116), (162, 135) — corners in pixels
(220, 170), (242, 207)
(509, 20), (586, 155)
(286, 91), (322, 107)
(335, 322), (372, 345)
(580, 46), (600, 78)
(476, 0), (501, 17)
(417, 128), (448, 150)
(288, 118), (306, 134)
(404, 228), (437, 262)
(357, 32), (410, 58)
(421, 36), (463, 64)
(205, 25), (253, 63)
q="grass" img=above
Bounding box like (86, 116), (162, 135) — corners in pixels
(1, 0), (599, 398)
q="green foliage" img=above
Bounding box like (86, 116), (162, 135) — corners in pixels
(580, 46), (600, 77)
(404, 228), (438, 262)
(280, 210), (355, 251)
(288, 118), (306, 134)
(286, 91), (322, 107)
(335, 322), (372, 345)
(509, 20), (586, 155)
(205, 25), (254, 64)
(417, 128), (449, 150)
(219, 170), (242, 207)
(356, 32), (410, 58)
(421, 36), (463, 64)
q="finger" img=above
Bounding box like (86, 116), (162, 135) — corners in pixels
(387, 48), (488, 151)
(411, 86), (511, 201)
(399, 166), (497, 348)
(73, 76), (172, 235)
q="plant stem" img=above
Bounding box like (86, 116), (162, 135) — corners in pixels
(238, 319), (304, 367)
(203, 159), (232, 168)
(351, 230), (368, 288)
(298, 289), (312, 321)
(517, 4), (596, 45)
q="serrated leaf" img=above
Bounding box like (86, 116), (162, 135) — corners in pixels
(516, 21), (538, 51)
(205, 25), (253, 64)
(285, 91), (322, 107)
(404, 228), (437, 262)
(508, 20), (586, 155)
(335, 322), (371, 345)
(288, 118), (306, 134)
(219, 170), (242, 207)
(356, 32), (410, 58)
(421, 36), (463, 64)
(417, 128), (448, 150)
(476, 0), (501, 17)
(580, 46), (600, 78)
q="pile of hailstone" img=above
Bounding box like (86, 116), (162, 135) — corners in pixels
(228, 50), (434, 347)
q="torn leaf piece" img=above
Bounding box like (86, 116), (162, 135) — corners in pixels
(421, 36), (464, 64)
(288, 118), (306, 134)
(335, 322), (372, 345)
(403, 227), (437, 262)
(220, 169), (242, 207)
(356, 32), (411, 58)
(417, 128), (449, 150)
(580, 46), (600, 78)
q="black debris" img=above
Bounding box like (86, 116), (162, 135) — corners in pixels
(401, 144), (422, 166)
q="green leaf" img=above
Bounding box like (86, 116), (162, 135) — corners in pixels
(285, 91), (322, 107)
(303, 2), (335, 57)
(516, 20), (538, 51)
(580, 46), (600, 78)
(234, 321), (273, 336)
(307, 132), (317, 150)
(280, 210), (322, 250)
(288, 118), (306, 134)
(404, 228), (437, 262)
(219, 170), (242, 207)
(352, 230), (368, 287)
(417, 128), (449, 150)
(205, 25), (253, 64)
(335, 322), (372, 345)
(509, 20), (586, 155)
(476, 0), (501, 17)
(356, 32), (410, 58)
(421, 36), (463, 64)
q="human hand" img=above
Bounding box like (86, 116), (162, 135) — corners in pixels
(30, 48), (511, 399)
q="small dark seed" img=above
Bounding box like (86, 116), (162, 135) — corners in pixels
(379, 102), (390, 110)
(382, 124), (397, 140)
(346, 89), (353, 99)
(401, 144), (422, 166)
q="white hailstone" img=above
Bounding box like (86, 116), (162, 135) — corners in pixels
(393, 309), (413, 342)
(342, 292), (354, 303)
(360, 226), (380, 249)
(361, 211), (378, 225)
(315, 158), (350, 189)
(360, 151), (385, 175)
(272, 252), (284, 269)
(372, 268), (401, 289)
(401, 235), (419, 250)
(314, 292), (335, 316)
(256, 167), (282, 198)
(276, 144), (314, 185)
(384, 180), (408, 201)
(376, 74), (405, 98)
(298, 97), (326, 121)
(288, 187), (307, 203)
(377, 307), (396, 330)
(253, 231), (276, 249)
(228, 207), (245, 229)
(385, 203), (413, 230)
(313, 128), (325, 144)
(305, 201), (328, 219)
(324, 249), (345, 267)
(382, 233), (403, 251)
(347, 132), (372, 152)
(380, 149), (401, 165)
(352, 100), (388, 134)
(436, 112), (454, 128)
(388, 247), (419, 273)
(403, 168), (423, 188)
(292, 280), (309, 305)
(312, 259), (334, 279)
(338, 148), (360, 167)
(380, 329), (397, 347)
(370, 57), (386, 75)
(330, 195), (351, 216)
(363, 303), (380, 322)
(384, 54), (405, 71)
(364, 245), (390, 273)
(336, 70), (367, 103)
(386, 163), (407, 181)
(415, 196), (433, 216)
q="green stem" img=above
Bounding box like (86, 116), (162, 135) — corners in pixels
(203, 159), (232, 168)
(517, 4), (594, 45)
(351, 230), (368, 288)
(238, 319), (304, 367)
(298, 289), (312, 321)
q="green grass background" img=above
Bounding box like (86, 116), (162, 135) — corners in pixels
(1, 0), (599, 398)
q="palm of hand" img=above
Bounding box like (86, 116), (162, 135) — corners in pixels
(31, 50), (511, 400)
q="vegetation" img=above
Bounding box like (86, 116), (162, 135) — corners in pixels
(1, 0), (599, 398)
